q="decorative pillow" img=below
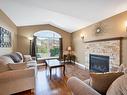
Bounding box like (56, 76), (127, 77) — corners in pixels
(8, 62), (27, 70)
(106, 74), (127, 95)
(90, 72), (124, 95)
(0, 59), (9, 73)
(118, 63), (127, 71)
(6, 53), (21, 63)
(123, 68), (127, 74)
(24, 55), (32, 62)
(16, 52), (23, 60)
(118, 64), (127, 74)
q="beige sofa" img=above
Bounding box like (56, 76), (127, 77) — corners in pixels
(67, 77), (101, 95)
(67, 65), (127, 95)
(0, 52), (36, 95)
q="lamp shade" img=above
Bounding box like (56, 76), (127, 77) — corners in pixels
(67, 46), (72, 51)
(125, 21), (127, 27)
(80, 33), (84, 39)
(28, 37), (33, 40)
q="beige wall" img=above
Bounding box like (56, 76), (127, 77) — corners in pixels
(72, 11), (127, 65)
(0, 10), (17, 55)
(17, 24), (71, 54)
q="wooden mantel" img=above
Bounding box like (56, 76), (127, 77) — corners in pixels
(84, 37), (123, 43)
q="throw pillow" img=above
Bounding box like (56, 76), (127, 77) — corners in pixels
(0, 59), (9, 73)
(118, 63), (127, 71)
(24, 55), (32, 62)
(16, 52), (23, 60)
(8, 62), (27, 70)
(6, 53), (21, 63)
(118, 63), (127, 74)
(106, 74), (127, 95)
(90, 72), (124, 95)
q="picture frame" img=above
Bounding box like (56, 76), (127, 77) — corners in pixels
(0, 27), (11, 48)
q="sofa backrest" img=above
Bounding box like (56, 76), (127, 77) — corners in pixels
(4, 52), (24, 63)
(0, 56), (14, 63)
(0, 59), (10, 73)
(0, 52), (24, 64)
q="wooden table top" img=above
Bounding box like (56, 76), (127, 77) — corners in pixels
(46, 59), (64, 67)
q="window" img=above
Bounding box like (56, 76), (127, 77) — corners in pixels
(34, 30), (61, 59)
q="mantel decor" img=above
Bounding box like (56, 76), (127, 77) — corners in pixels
(96, 27), (102, 34)
(95, 22), (104, 34)
(0, 27), (11, 47)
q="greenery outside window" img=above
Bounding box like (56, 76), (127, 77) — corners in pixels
(34, 30), (61, 59)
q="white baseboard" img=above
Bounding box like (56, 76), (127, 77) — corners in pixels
(75, 62), (119, 72)
(75, 62), (89, 70)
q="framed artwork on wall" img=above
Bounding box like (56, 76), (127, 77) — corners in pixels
(0, 27), (11, 48)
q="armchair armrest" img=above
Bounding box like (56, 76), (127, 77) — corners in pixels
(67, 77), (101, 95)
(0, 68), (35, 83)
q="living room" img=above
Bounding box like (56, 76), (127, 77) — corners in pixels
(0, 0), (127, 95)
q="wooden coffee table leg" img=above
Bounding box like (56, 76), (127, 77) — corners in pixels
(50, 68), (52, 79)
(63, 65), (65, 76)
(45, 63), (47, 70)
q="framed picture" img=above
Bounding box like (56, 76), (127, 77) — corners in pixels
(0, 27), (11, 48)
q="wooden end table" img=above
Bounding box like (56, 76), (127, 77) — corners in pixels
(63, 54), (76, 64)
(45, 59), (65, 79)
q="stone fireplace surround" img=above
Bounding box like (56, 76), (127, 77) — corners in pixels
(84, 37), (122, 70)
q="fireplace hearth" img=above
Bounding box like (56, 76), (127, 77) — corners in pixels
(89, 54), (109, 72)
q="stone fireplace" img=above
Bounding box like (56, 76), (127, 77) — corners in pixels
(84, 39), (121, 70)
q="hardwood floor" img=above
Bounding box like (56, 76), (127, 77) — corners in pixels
(14, 64), (90, 95)
(36, 67), (72, 95)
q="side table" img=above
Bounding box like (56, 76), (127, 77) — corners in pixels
(63, 54), (76, 64)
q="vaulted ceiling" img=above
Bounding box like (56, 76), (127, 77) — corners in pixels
(1, 0), (127, 32)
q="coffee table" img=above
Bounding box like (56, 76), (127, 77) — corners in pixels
(45, 59), (65, 79)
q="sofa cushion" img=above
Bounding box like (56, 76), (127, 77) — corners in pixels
(0, 56), (14, 63)
(8, 63), (27, 70)
(90, 72), (124, 95)
(0, 68), (35, 83)
(0, 59), (9, 73)
(106, 74), (127, 95)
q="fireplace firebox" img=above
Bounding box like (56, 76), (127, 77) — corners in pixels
(89, 54), (109, 72)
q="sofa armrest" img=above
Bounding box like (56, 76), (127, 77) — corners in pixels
(32, 57), (36, 60)
(67, 77), (101, 95)
(0, 68), (35, 83)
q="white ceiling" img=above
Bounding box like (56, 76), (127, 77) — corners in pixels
(1, 0), (127, 32)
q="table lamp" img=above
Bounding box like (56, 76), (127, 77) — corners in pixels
(67, 46), (72, 55)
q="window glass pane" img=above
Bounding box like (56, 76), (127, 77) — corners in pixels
(35, 31), (61, 59)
